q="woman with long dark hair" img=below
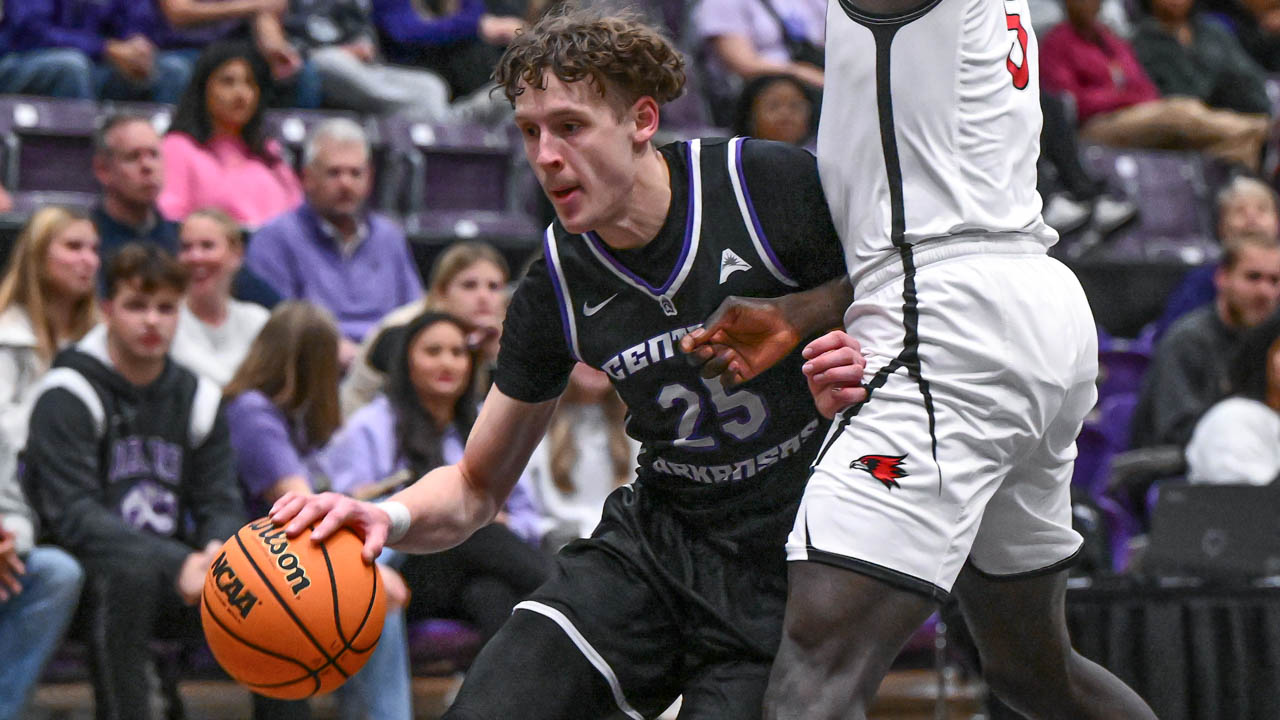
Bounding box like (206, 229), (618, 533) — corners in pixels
(159, 41), (302, 227)
(319, 311), (549, 645)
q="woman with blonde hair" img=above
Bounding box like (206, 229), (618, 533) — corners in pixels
(1, 206), (99, 479)
(341, 240), (510, 416)
(223, 301), (414, 720)
(527, 363), (639, 551)
(0, 206), (96, 718)
(170, 208), (269, 386)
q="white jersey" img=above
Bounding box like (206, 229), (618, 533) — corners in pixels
(817, 0), (1056, 287)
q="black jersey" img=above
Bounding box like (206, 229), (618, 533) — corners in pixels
(497, 137), (845, 518)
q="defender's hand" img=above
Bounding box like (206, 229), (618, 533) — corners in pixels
(680, 296), (803, 386)
(802, 331), (868, 419)
(269, 491), (390, 564)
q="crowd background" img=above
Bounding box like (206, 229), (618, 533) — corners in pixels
(3, 0), (1280, 718)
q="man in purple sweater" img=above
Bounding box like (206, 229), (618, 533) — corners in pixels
(246, 118), (423, 365)
(0, 0), (191, 103)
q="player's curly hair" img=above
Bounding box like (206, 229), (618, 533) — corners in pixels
(494, 4), (686, 109)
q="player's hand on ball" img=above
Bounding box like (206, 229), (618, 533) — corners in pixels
(269, 491), (389, 564)
(680, 295), (803, 385)
(802, 331), (869, 419)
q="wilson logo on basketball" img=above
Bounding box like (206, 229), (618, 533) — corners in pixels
(850, 454), (909, 490)
(210, 551), (260, 619)
(249, 518), (312, 595)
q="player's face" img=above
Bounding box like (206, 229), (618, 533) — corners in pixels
(1218, 245), (1280, 328)
(179, 215), (241, 302)
(1219, 189), (1279, 241)
(514, 75), (643, 234)
(408, 320), (471, 403)
(103, 281), (182, 364)
(43, 220), (100, 301)
(440, 260), (507, 329)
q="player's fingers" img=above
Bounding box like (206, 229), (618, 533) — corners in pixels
(361, 522), (389, 564)
(698, 347), (737, 380)
(802, 330), (861, 359)
(681, 343), (716, 367)
(308, 502), (354, 544)
(283, 496), (335, 537)
(268, 492), (307, 523)
(815, 387), (867, 419)
(802, 346), (865, 377)
(811, 365), (866, 388)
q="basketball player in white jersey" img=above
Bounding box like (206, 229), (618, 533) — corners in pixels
(683, 0), (1158, 717)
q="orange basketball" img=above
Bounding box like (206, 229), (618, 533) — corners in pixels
(200, 517), (386, 699)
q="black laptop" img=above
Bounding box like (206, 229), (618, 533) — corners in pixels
(1146, 484), (1280, 580)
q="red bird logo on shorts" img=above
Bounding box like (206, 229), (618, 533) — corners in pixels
(850, 454), (909, 490)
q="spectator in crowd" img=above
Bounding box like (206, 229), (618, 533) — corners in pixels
(316, 311), (548, 644)
(0, 210), (97, 718)
(282, 0), (455, 120)
(1042, 0), (1270, 170)
(1038, 91), (1140, 237)
(372, 0), (525, 110)
(525, 363), (636, 552)
(693, 0), (825, 125)
(1198, 0), (1280, 72)
(1027, 0), (1132, 36)
(1156, 175), (1280, 336)
(247, 119), (423, 362)
(159, 41), (304, 227)
(0, 0), (190, 103)
(0, 184), (11, 215)
(170, 209), (269, 386)
(1132, 232), (1280, 448)
(341, 241), (507, 416)
(1186, 312), (1280, 484)
(222, 301), (413, 720)
(91, 112), (281, 307)
(0, 207), (100, 485)
(153, 0), (322, 108)
(22, 244), (244, 720)
(732, 74), (817, 149)
(0, 444), (83, 720)
(1131, 0), (1272, 116)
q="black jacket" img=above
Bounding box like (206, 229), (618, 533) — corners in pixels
(22, 326), (244, 581)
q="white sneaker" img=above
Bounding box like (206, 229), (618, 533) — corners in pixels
(1091, 194), (1140, 236)
(1043, 193), (1092, 234)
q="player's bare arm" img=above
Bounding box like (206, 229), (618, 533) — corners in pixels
(270, 387), (558, 562)
(680, 274), (854, 385)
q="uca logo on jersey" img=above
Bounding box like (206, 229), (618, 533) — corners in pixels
(719, 248), (752, 284)
(850, 454), (909, 490)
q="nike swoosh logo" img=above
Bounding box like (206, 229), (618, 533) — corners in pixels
(583, 294), (618, 316)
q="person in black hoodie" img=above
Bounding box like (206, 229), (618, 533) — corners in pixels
(22, 243), (244, 720)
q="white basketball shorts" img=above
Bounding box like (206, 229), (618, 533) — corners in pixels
(788, 240), (1094, 600)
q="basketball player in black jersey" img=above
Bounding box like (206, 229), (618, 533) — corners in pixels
(270, 8), (861, 719)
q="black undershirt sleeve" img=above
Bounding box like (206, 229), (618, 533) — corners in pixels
(493, 257), (577, 404)
(740, 139), (847, 290)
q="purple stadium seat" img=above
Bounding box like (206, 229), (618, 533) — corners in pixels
(1073, 424), (1113, 497)
(1097, 349), (1150, 401)
(407, 618), (483, 674)
(0, 96), (101, 195)
(1079, 145), (1217, 263)
(1096, 393), (1139, 452)
(378, 117), (515, 215)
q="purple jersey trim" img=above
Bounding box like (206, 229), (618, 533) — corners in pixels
(735, 139), (797, 285)
(583, 143), (697, 297)
(542, 228), (581, 362)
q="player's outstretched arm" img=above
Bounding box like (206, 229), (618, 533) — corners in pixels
(803, 330), (869, 419)
(270, 386), (558, 562)
(680, 275), (853, 385)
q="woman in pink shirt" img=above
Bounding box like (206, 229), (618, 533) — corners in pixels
(159, 42), (303, 228)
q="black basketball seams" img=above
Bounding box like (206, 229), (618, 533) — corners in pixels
(201, 583), (323, 697)
(232, 532), (351, 679)
(319, 535), (382, 655)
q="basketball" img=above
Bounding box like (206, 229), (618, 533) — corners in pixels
(200, 517), (387, 700)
